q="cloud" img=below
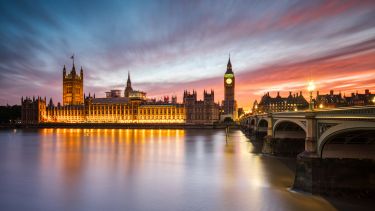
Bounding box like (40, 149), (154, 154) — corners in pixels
(0, 0), (374, 108)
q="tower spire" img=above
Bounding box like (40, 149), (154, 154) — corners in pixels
(226, 54), (233, 74)
(227, 53), (232, 67)
(71, 54), (76, 74)
(127, 71), (131, 84)
(124, 71), (133, 97)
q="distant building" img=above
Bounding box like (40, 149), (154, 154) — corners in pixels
(222, 56), (238, 120)
(253, 91), (308, 113)
(250, 89), (375, 113)
(344, 89), (375, 106)
(314, 90), (346, 108)
(105, 90), (122, 98)
(183, 90), (220, 124)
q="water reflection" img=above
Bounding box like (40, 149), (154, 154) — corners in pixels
(0, 129), (343, 211)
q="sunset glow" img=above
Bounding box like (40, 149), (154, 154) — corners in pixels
(0, 0), (374, 110)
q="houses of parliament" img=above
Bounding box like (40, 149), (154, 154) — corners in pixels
(21, 57), (237, 124)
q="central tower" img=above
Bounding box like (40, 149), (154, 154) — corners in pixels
(63, 59), (83, 105)
(223, 55), (237, 119)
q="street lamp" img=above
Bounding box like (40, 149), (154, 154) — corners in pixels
(307, 80), (316, 110)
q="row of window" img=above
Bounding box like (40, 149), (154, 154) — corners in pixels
(47, 106), (185, 118)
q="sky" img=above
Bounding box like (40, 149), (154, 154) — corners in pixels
(0, 0), (374, 110)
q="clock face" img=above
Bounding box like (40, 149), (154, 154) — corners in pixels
(226, 78), (232, 85)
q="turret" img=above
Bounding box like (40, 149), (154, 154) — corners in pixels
(48, 98), (54, 107)
(71, 61), (76, 77)
(63, 65), (66, 78)
(204, 89), (215, 103)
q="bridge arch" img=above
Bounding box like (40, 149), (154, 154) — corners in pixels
(273, 119), (307, 139)
(317, 122), (375, 158)
(257, 118), (268, 127)
(250, 118), (256, 126)
(245, 119), (249, 125)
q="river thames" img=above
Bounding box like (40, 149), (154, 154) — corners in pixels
(0, 129), (371, 211)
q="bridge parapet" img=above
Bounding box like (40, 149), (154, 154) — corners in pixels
(240, 106), (375, 157)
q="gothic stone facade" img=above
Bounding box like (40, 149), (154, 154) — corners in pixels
(22, 62), (220, 125)
(183, 90), (220, 124)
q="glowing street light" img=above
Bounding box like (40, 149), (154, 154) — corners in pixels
(307, 80), (315, 110)
(307, 81), (316, 92)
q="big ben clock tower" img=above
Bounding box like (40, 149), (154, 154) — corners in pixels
(223, 55), (237, 120)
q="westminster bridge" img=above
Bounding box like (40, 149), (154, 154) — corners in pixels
(239, 106), (375, 196)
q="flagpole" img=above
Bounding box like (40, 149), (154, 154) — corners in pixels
(71, 54), (75, 66)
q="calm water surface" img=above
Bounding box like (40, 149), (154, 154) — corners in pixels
(0, 129), (368, 211)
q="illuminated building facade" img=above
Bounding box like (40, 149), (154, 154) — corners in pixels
(21, 62), (219, 125)
(253, 91), (309, 113)
(42, 97), (185, 124)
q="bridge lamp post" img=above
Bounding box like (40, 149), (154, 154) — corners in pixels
(307, 81), (316, 111)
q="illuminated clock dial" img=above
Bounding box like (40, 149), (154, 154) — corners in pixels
(226, 78), (232, 85)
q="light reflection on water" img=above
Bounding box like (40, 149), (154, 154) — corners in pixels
(0, 129), (337, 211)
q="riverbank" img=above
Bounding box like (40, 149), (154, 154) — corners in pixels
(0, 123), (239, 130)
